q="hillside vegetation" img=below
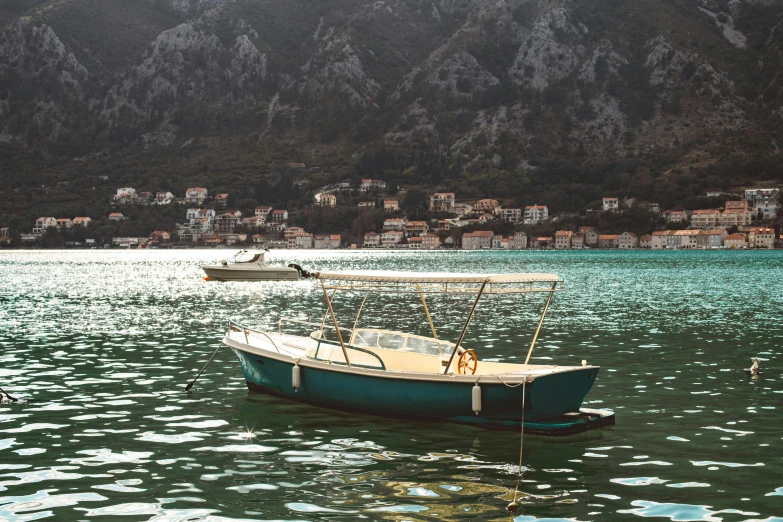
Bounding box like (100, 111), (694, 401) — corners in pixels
(1, 0), (782, 229)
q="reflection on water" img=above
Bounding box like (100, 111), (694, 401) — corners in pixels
(1, 249), (782, 520)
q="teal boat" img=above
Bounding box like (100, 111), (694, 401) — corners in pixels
(223, 271), (614, 435)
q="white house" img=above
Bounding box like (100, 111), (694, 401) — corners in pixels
(185, 187), (208, 205)
(381, 230), (403, 247)
(33, 217), (57, 235)
(187, 208), (216, 221)
(383, 218), (407, 231)
(523, 205), (548, 224)
(255, 206), (273, 221)
(745, 188), (779, 219)
(495, 208), (522, 223)
(363, 232), (380, 247)
(269, 209), (288, 222)
(113, 187), (137, 204)
(155, 191), (174, 204)
(360, 179), (386, 192)
(429, 193), (455, 212)
(319, 194), (337, 207)
(602, 197), (619, 212)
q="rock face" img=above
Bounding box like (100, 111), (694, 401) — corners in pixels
(0, 0), (782, 164)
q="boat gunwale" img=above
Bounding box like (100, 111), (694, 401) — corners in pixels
(223, 329), (597, 385)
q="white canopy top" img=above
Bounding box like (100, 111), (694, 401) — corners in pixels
(314, 270), (560, 284)
(313, 270), (563, 294)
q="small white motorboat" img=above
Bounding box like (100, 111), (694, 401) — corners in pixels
(201, 250), (300, 281)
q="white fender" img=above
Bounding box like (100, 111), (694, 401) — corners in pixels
(292, 363), (301, 392)
(472, 384), (481, 415)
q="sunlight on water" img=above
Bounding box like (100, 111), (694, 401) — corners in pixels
(0, 249), (782, 520)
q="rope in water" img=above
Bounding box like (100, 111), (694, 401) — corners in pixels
(0, 384), (18, 402)
(507, 380), (526, 512)
(184, 344), (222, 392)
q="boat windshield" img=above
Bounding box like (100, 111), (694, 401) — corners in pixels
(351, 328), (448, 356)
(232, 251), (263, 263)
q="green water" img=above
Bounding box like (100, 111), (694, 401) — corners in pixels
(0, 249), (781, 521)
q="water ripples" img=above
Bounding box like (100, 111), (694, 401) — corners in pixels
(1, 250), (782, 520)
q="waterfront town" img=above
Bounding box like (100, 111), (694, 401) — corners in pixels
(2, 182), (781, 250)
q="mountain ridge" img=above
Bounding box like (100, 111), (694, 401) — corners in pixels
(1, 0), (782, 227)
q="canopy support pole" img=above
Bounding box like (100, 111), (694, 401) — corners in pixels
(416, 283), (443, 354)
(321, 281), (351, 366)
(524, 282), (557, 365)
(349, 292), (370, 344)
(444, 281), (487, 374)
(318, 290), (335, 338)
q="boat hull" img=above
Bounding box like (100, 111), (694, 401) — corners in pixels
(232, 347), (613, 434)
(202, 266), (299, 281)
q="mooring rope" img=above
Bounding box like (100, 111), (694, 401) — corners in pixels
(496, 374), (526, 388)
(184, 344), (222, 392)
(0, 384), (18, 402)
(507, 380), (526, 512)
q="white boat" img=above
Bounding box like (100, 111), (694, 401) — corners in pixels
(222, 270), (615, 434)
(201, 250), (300, 281)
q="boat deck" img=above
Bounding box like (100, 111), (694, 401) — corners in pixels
(225, 328), (590, 379)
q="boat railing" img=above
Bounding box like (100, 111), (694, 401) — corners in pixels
(308, 335), (387, 370)
(228, 320), (298, 356)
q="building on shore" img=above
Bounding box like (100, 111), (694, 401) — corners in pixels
(724, 233), (747, 249)
(462, 230), (494, 250)
(690, 209), (721, 229)
(509, 232), (528, 250)
(383, 218), (406, 232)
(578, 227), (600, 247)
(384, 200), (399, 212)
(618, 232), (638, 249)
(523, 205), (548, 224)
(404, 221), (428, 237)
(720, 201), (752, 227)
(664, 210), (688, 224)
(360, 179), (386, 192)
(314, 234), (341, 249)
(319, 194), (337, 207)
(473, 199), (499, 213)
(429, 193), (455, 212)
(749, 227), (775, 249)
(745, 188), (779, 219)
(597, 234), (619, 249)
(381, 230), (404, 247)
(639, 234), (652, 248)
(554, 230), (573, 249)
(421, 234), (440, 250)
(185, 188), (208, 205)
(495, 207), (522, 223)
(289, 232), (314, 249)
(363, 232), (380, 247)
(674, 229), (700, 248)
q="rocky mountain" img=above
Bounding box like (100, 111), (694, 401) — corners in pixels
(1, 0), (782, 211)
